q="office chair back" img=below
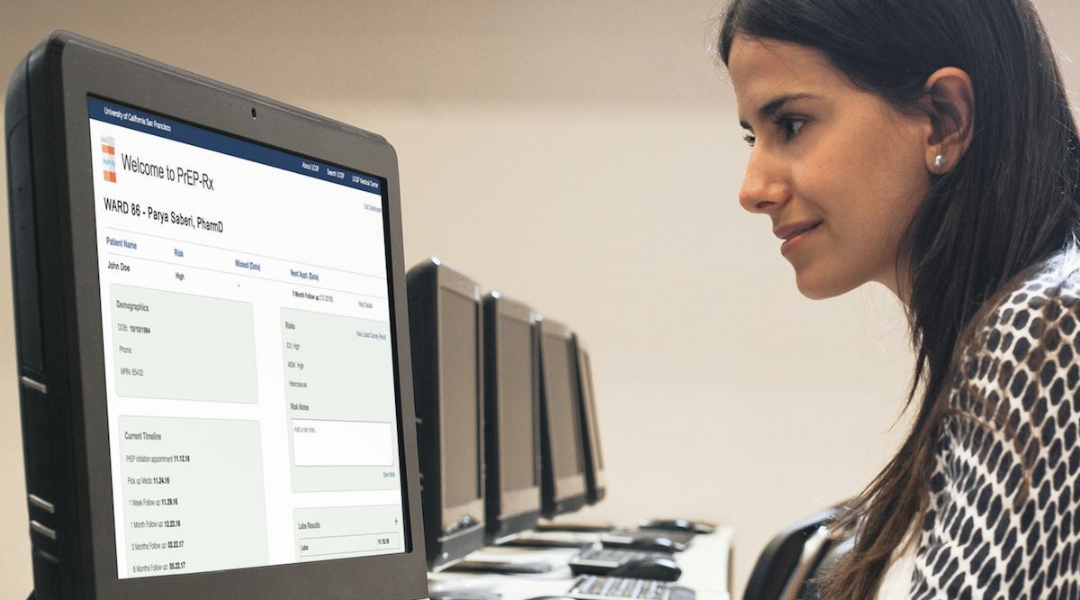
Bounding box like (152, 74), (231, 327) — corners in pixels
(798, 533), (855, 600)
(742, 506), (840, 600)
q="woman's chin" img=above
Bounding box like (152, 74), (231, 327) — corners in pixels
(794, 270), (858, 300)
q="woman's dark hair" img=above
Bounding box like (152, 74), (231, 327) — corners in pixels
(719, 0), (1080, 597)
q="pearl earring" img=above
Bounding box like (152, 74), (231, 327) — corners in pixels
(933, 154), (945, 169)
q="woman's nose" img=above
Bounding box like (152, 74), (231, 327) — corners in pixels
(738, 149), (790, 214)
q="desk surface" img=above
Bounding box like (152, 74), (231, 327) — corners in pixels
(429, 527), (733, 600)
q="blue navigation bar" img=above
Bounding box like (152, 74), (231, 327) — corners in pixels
(88, 97), (383, 196)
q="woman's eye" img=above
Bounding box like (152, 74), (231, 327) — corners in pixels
(779, 117), (806, 140)
(742, 117), (805, 148)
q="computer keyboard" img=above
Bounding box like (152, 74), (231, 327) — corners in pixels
(568, 548), (677, 577)
(533, 525), (697, 546)
(444, 558), (554, 574)
(599, 532), (688, 553)
(568, 575), (695, 600)
(631, 528), (696, 546)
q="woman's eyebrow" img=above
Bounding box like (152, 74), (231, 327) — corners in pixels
(739, 93), (820, 129)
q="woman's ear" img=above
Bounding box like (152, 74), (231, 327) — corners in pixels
(922, 67), (974, 174)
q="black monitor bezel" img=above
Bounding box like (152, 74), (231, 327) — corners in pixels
(536, 317), (588, 518)
(10, 31), (427, 600)
(481, 292), (542, 542)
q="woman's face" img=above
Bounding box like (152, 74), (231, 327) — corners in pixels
(728, 34), (932, 299)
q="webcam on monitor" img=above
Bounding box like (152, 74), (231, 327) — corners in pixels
(6, 31), (426, 600)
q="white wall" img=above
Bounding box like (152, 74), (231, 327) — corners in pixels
(0, 1), (1077, 597)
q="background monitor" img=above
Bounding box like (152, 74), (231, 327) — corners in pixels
(537, 317), (588, 518)
(6, 31), (426, 600)
(406, 258), (486, 569)
(482, 292), (542, 542)
(574, 337), (606, 504)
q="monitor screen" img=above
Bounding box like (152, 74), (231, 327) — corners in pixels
(498, 314), (538, 494)
(538, 318), (587, 516)
(406, 259), (485, 569)
(482, 293), (541, 540)
(543, 334), (585, 480)
(88, 97), (408, 578)
(438, 288), (482, 508)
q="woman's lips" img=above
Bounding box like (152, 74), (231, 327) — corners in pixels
(775, 221), (822, 256)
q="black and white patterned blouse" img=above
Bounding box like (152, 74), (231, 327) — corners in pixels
(907, 251), (1080, 599)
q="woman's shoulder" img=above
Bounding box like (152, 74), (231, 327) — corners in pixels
(961, 248), (1080, 383)
(947, 248), (1080, 435)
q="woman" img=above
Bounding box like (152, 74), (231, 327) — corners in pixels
(719, 0), (1080, 598)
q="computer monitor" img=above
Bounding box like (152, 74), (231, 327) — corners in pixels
(406, 258), (486, 569)
(537, 317), (589, 518)
(574, 337), (606, 504)
(482, 292), (542, 542)
(6, 31), (426, 600)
